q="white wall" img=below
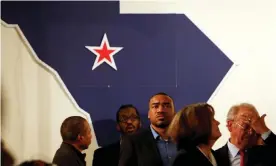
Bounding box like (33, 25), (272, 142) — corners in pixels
(120, 0), (276, 149)
(1, 21), (98, 165)
(1, 0), (276, 165)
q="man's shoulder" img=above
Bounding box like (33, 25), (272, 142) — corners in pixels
(53, 143), (86, 166)
(216, 142), (228, 150)
(53, 146), (74, 163)
(214, 143), (228, 156)
(54, 143), (76, 158)
(129, 127), (152, 139)
(94, 141), (120, 154)
(54, 145), (71, 157)
(120, 127), (153, 148)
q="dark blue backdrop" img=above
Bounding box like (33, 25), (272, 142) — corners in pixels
(1, 1), (232, 146)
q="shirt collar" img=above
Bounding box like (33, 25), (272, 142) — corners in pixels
(150, 125), (160, 140)
(227, 140), (240, 158)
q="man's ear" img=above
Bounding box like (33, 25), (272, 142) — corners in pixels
(116, 124), (121, 132)
(226, 120), (233, 132)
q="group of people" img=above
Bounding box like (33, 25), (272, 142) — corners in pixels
(23, 92), (275, 166)
(96, 92), (275, 166)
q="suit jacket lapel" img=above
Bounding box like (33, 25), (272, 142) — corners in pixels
(145, 127), (163, 166)
(216, 144), (231, 166)
(223, 144), (231, 166)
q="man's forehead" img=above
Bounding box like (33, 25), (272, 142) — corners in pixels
(150, 95), (172, 104)
(237, 107), (259, 119)
(239, 107), (258, 114)
(119, 108), (137, 115)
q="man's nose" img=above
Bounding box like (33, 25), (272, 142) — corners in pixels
(157, 106), (165, 112)
(126, 118), (133, 123)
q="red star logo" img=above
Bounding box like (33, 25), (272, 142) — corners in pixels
(85, 33), (123, 70)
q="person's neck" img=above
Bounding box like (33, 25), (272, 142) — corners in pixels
(64, 141), (82, 152)
(151, 124), (169, 140)
(197, 143), (213, 159)
(229, 137), (245, 150)
(72, 144), (83, 152)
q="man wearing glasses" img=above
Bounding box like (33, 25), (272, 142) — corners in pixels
(115, 104), (142, 138)
(215, 103), (276, 166)
(93, 104), (142, 166)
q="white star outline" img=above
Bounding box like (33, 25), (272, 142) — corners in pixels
(85, 33), (123, 70)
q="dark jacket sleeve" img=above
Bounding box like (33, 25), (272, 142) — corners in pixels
(118, 136), (137, 166)
(264, 131), (276, 146)
(92, 148), (103, 166)
(248, 144), (276, 166)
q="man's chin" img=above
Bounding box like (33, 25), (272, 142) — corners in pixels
(155, 122), (169, 128)
(80, 145), (89, 151)
(125, 129), (136, 134)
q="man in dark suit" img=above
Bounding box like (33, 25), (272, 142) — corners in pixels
(119, 92), (177, 166)
(215, 103), (276, 166)
(53, 116), (92, 166)
(93, 104), (142, 166)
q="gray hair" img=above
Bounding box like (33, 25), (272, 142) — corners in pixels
(226, 103), (258, 121)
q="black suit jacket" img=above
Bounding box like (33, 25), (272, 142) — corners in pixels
(215, 132), (276, 166)
(173, 147), (218, 166)
(118, 128), (163, 166)
(53, 142), (86, 166)
(93, 141), (120, 166)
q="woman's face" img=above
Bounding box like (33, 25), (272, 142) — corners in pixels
(210, 108), (222, 141)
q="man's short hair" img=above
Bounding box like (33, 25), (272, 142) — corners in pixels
(227, 103), (258, 121)
(116, 104), (140, 123)
(168, 103), (214, 146)
(60, 116), (87, 142)
(149, 92), (173, 102)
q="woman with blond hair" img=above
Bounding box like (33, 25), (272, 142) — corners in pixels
(168, 103), (221, 166)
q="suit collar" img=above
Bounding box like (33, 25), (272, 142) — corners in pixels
(145, 127), (164, 166)
(61, 142), (86, 161)
(216, 143), (231, 166)
(227, 140), (240, 158)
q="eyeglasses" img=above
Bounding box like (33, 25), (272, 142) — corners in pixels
(119, 116), (139, 123)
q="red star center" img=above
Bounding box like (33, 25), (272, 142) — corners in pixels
(94, 42), (115, 63)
